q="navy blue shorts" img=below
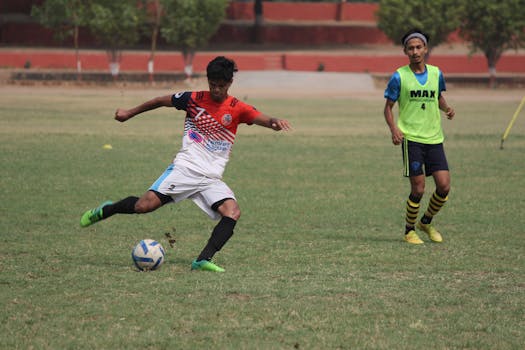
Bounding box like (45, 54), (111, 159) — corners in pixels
(401, 140), (449, 177)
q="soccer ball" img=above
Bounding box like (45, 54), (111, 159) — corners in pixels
(131, 239), (165, 271)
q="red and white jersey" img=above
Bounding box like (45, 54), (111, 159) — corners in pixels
(171, 91), (260, 178)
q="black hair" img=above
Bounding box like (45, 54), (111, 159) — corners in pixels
(206, 56), (238, 81)
(401, 28), (430, 46)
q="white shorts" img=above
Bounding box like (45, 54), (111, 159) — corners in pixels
(149, 164), (235, 220)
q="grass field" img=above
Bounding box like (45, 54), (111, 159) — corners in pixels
(1, 84), (524, 349)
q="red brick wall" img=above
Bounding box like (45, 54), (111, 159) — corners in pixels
(2, 49), (524, 74)
(213, 23), (390, 46)
(226, 1), (377, 22)
(1, 1), (385, 46)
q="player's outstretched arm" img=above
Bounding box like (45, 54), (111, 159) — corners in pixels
(253, 113), (292, 131)
(115, 95), (173, 122)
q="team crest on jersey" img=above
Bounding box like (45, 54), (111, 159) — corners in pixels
(188, 130), (203, 143)
(221, 114), (232, 126)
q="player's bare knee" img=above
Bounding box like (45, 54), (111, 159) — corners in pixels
(223, 207), (241, 221)
(134, 202), (146, 213)
(230, 208), (241, 221)
(222, 208), (240, 221)
(217, 199), (241, 220)
(134, 201), (153, 214)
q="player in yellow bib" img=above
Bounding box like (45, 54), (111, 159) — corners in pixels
(383, 29), (455, 244)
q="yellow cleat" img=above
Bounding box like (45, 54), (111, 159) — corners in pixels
(417, 222), (443, 243)
(404, 230), (424, 244)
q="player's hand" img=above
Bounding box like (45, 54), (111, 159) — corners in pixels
(390, 127), (404, 145)
(270, 118), (292, 131)
(445, 106), (455, 120)
(115, 108), (132, 122)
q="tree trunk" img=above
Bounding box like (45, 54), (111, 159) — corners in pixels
(183, 48), (195, 80)
(488, 66), (497, 89)
(107, 49), (121, 79)
(336, 0), (346, 21)
(74, 25), (81, 81)
(485, 49), (501, 89)
(253, 0), (263, 44)
(149, 0), (161, 84)
(149, 27), (158, 84)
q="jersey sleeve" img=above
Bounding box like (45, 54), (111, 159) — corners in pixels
(384, 72), (401, 102)
(171, 91), (191, 110)
(438, 70), (446, 94)
(236, 100), (261, 125)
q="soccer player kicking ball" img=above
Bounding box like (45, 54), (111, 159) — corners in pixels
(81, 56), (291, 271)
(383, 29), (455, 244)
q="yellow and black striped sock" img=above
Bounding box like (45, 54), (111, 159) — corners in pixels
(421, 191), (448, 224)
(405, 195), (421, 234)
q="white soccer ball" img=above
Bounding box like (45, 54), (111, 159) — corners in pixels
(131, 239), (165, 271)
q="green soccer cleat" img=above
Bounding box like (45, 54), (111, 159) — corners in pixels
(404, 230), (424, 244)
(191, 259), (225, 272)
(80, 201), (112, 227)
(417, 222), (443, 243)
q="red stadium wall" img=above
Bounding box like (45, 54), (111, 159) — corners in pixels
(2, 49), (524, 74)
(1, 1), (524, 74)
(219, 1), (387, 45)
(213, 23), (390, 46)
(1, 1), (386, 47)
(226, 2), (378, 22)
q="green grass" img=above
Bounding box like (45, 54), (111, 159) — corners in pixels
(1, 86), (524, 349)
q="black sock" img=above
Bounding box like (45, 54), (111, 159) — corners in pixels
(102, 196), (139, 218)
(197, 216), (237, 261)
(421, 215), (432, 225)
(405, 193), (422, 234)
(421, 191), (449, 225)
(409, 194), (422, 203)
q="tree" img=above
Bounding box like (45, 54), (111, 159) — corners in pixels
(458, 0), (525, 88)
(31, 0), (89, 80)
(141, 0), (164, 83)
(88, 0), (144, 78)
(376, 0), (461, 53)
(160, 0), (228, 79)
